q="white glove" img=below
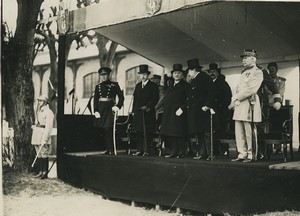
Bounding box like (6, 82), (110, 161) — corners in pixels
(234, 100), (240, 106)
(201, 106), (210, 112)
(175, 108), (183, 116)
(273, 102), (281, 110)
(112, 106), (119, 112)
(94, 112), (100, 118)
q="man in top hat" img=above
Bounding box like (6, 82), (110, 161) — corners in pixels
(186, 58), (216, 160)
(132, 64), (159, 156)
(93, 66), (124, 155)
(207, 63), (232, 156)
(31, 95), (54, 179)
(228, 49), (263, 162)
(159, 64), (192, 158)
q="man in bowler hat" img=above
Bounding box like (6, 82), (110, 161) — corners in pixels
(94, 67), (124, 155)
(132, 64), (159, 156)
(159, 64), (192, 158)
(207, 63), (232, 156)
(186, 58), (216, 160)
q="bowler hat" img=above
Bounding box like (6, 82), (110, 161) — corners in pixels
(240, 49), (257, 58)
(152, 74), (161, 80)
(138, 64), (151, 74)
(208, 63), (221, 73)
(171, 64), (184, 73)
(37, 95), (49, 103)
(98, 67), (112, 75)
(267, 62), (278, 69)
(186, 58), (203, 70)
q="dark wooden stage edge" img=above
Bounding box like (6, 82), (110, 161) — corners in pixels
(59, 153), (300, 215)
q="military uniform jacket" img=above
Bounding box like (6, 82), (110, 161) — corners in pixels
(233, 66), (263, 122)
(187, 72), (215, 134)
(93, 80), (124, 128)
(132, 80), (159, 133)
(31, 105), (54, 145)
(160, 80), (192, 137)
(213, 74), (232, 131)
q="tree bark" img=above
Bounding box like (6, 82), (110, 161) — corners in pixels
(3, 0), (44, 170)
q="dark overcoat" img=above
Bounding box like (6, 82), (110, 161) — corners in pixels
(187, 72), (215, 134)
(93, 80), (124, 128)
(132, 80), (159, 133)
(160, 80), (192, 137)
(212, 74), (232, 132)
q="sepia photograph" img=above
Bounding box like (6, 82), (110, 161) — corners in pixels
(2, 0), (300, 215)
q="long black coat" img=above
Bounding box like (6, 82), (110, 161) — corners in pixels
(160, 80), (192, 137)
(212, 74), (232, 132)
(187, 72), (215, 134)
(132, 80), (159, 133)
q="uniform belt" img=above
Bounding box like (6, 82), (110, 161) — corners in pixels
(99, 97), (114, 102)
(36, 124), (45, 128)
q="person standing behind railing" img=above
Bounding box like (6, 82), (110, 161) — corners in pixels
(229, 49), (263, 163)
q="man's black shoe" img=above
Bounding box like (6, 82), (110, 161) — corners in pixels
(165, 154), (175, 158)
(133, 152), (143, 156)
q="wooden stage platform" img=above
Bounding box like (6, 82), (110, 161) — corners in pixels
(58, 151), (300, 215)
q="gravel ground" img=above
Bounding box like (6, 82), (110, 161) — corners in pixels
(2, 168), (300, 216)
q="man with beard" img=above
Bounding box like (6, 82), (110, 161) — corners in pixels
(159, 64), (192, 158)
(207, 63), (232, 156)
(132, 64), (159, 156)
(186, 58), (215, 160)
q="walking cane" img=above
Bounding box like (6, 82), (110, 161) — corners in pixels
(142, 110), (147, 154)
(113, 110), (118, 155)
(250, 99), (258, 161)
(210, 109), (216, 161)
(31, 143), (45, 167)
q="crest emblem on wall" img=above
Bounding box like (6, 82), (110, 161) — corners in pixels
(146, 0), (162, 16)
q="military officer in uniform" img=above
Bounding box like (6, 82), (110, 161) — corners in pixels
(229, 49), (263, 163)
(31, 95), (54, 179)
(132, 64), (159, 156)
(93, 67), (124, 155)
(160, 64), (191, 158)
(267, 62), (285, 105)
(186, 58), (215, 160)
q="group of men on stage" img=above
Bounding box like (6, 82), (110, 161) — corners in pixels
(93, 49), (285, 162)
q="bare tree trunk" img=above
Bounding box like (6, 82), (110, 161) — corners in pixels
(3, 0), (44, 170)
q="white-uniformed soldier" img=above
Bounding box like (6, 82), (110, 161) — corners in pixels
(229, 49), (263, 163)
(93, 67), (124, 155)
(31, 95), (54, 179)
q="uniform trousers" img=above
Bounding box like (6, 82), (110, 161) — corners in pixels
(34, 144), (50, 158)
(235, 120), (258, 160)
(103, 127), (114, 153)
(192, 132), (210, 157)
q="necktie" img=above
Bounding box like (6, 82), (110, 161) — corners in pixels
(142, 83), (145, 88)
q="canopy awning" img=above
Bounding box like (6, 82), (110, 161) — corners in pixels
(69, 1), (300, 67)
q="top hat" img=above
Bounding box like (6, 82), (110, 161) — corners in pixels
(208, 63), (221, 73)
(171, 63), (184, 73)
(37, 95), (49, 103)
(186, 58), (203, 70)
(98, 67), (112, 75)
(240, 49), (257, 58)
(267, 62), (278, 69)
(138, 64), (151, 74)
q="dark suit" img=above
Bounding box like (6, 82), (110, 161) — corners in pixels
(132, 80), (159, 154)
(93, 80), (124, 153)
(187, 71), (215, 157)
(160, 80), (191, 156)
(212, 74), (232, 155)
